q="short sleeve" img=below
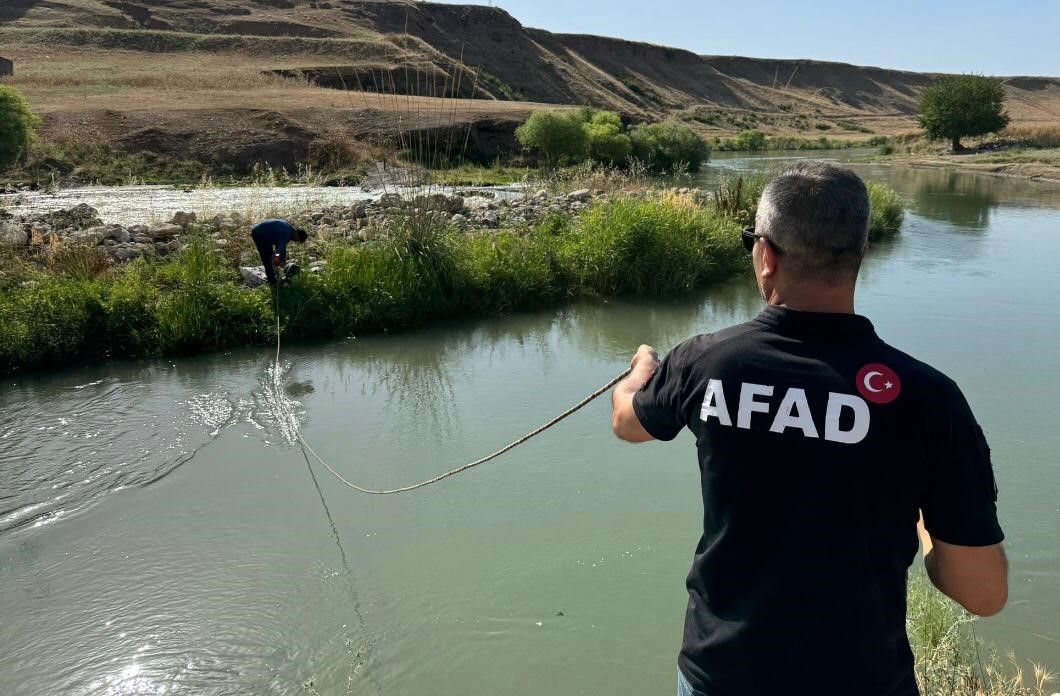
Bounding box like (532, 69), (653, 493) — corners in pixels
(631, 343), (689, 442)
(922, 382), (1004, 547)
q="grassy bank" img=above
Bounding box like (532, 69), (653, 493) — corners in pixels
(0, 170), (907, 373)
(876, 126), (1060, 182)
(0, 194), (746, 373)
(909, 574), (1055, 695)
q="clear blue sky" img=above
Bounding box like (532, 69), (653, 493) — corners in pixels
(455, 0), (1059, 76)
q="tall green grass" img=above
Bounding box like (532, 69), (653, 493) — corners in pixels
(556, 196), (744, 295)
(868, 181), (905, 241)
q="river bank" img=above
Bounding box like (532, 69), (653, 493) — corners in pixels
(0, 170), (904, 373)
(0, 183), (749, 373)
(879, 149), (1060, 183)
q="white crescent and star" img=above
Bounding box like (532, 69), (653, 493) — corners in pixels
(863, 371), (885, 393)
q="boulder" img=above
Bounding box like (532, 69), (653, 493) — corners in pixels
(0, 222), (28, 248)
(100, 224), (130, 243)
(113, 248), (135, 262)
(481, 210), (499, 228)
(169, 211), (197, 227)
(148, 222), (182, 239)
(568, 188), (592, 202)
(240, 266), (269, 288)
(71, 229), (105, 246)
(211, 215), (237, 231)
(39, 204), (102, 231)
(463, 195), (496, 211)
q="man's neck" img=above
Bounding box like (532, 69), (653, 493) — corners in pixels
(766, 286), (856, 314)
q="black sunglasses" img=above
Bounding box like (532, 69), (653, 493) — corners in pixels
(742, 227), (783, 254)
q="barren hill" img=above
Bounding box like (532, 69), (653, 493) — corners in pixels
(1, 0), (1058, 169)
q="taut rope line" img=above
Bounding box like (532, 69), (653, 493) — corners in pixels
(271, 283), (631, 495)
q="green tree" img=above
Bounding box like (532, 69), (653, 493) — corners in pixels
(584, 111), (632, 165)
(629, 120), (709, 172)
(734, 129), (767, 151)
(917, 74), (1010, 152)
(0, 86), (41, 170)
(515, 110), (589, 166)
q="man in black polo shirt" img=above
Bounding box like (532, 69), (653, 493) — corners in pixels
(611, 161), (1007, 696)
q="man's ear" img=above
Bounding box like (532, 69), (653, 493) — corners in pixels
(759, 239), (780, 279)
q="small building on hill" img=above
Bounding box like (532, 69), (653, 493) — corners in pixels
(0, 57), (12, 77)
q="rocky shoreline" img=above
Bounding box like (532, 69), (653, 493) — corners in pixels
(0, 186), (612, 266)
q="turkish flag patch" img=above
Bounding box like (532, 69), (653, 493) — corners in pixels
(856, 363), (902, 404)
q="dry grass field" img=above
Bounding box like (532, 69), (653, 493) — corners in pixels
(1, 1), (1058, 175)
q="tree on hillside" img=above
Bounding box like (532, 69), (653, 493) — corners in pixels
(515, 110), (589, 167)
(917, 74), (1009, 152)
(0, 86), (41, 170)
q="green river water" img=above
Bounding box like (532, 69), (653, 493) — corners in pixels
(1, 152), (1058, 694)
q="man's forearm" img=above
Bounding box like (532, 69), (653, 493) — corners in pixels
(611, 345), (660, 442)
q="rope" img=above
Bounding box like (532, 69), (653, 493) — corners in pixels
(271, 280), (631, 495)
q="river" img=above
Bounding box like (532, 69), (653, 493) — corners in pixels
(1, 153), (1058, 694)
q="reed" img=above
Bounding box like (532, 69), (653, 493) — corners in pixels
(908, 574), (1055, 696)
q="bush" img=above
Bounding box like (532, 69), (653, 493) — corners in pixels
(584, 111), (633, 165)
(515, 110), (590, 167)
(918, 74), (1010, 152)
(735, 129), (767, 151)
(0, 85), (42, 169)
(629, 120), (710, 173)
(868, 182), (905, 241)
(556, 196), (743, 295)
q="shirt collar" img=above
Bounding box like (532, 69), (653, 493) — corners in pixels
(754, 305), (877, 341)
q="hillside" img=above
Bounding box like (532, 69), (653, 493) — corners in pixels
(1, 0), (1059, 170)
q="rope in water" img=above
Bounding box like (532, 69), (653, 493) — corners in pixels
(271, 283), (631, 495)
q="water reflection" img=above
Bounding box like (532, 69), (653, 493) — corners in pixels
(898, 168), (999, 229)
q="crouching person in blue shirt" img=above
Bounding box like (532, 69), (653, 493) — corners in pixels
(251, 218), (308, 285)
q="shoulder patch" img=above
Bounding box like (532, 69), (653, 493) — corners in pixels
(856, 363), (901, 404)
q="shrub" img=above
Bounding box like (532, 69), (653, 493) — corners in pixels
(0, 85), (42, 169)
(515, 110), (590, 167)
(556, 196), (743, 295)
(918, 74), (1010, 152)
(629, 120), (710, 172)
(868, 182), (904, 241)
(0, 279), (107, 371)
(584, 111), (633, 165)
(734, 129), (767, 151)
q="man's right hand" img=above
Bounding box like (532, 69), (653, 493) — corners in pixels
(630, 344), (661, 381)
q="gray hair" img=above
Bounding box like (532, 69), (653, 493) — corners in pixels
(755, 161), (870, 283)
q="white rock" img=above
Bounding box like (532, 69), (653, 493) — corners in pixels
(148, 222), (182, 238)
(568, 188), (592, 202)
(240, 266), (268, 288)
(463, 195), (496, 211)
